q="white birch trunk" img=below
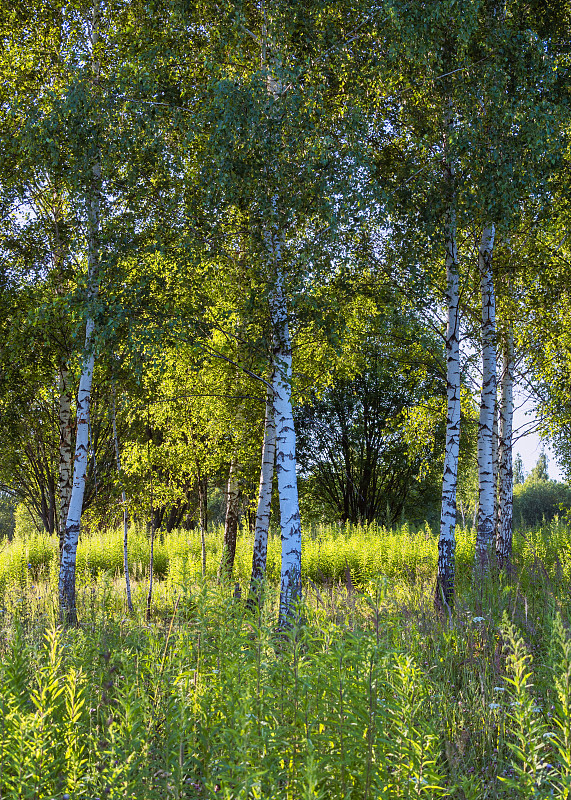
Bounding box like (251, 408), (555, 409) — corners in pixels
(475, 223), (496, 574)
(270, 273), (302, 628)
(54, 194), (73, 556)
(58, 0), (101, 624)
(436, 201), (461, 608)
(58, 363), (73, 555)
(59, 326), (96, 624)
(218, 458), (241, 581)
(248, 380), (276, 609)
(497, 330), (514, 569)
(264, 54), (302, 626)
(112, 385), (133, 614)
(492, 394), (499, 533)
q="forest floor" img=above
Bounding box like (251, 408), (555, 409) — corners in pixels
(0, 521), (570, 798)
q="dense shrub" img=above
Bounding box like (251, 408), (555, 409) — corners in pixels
(513, 477), (571, 527)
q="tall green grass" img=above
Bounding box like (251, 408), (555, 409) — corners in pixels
(3, 518), (571, 598)
(0, 575), (570, 798)
(1, 520), (571, 797)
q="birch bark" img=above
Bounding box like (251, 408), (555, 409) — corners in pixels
(496, 330), (514, 569)
(58, 289), (97, 624)
(112, 384), (133, 614)
(263, 50), (302, 627)
(218, 458), (240, 581)
(248, 380), (276, 610)
(436, 91), (461, 610)
(53, 197), (73, 556)
(270, 273), (302, 628)
(58, 1), (101, 625)
(492, 395), (499, 532)
(436, 199), (461, 608)
(475, 223), (497, 574)
(58, 363), (73, 554)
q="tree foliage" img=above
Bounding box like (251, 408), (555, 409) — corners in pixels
(0, 0), (569, 621)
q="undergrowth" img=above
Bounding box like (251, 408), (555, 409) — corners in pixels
(3, 518), (571, 600)
(0, 522), (570, 797)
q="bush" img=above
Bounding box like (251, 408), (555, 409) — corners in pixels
(513, 478), (571, 527)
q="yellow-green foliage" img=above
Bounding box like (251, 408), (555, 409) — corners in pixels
(2, 520), (571, 602)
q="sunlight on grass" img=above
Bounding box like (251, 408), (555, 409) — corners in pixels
(0, 520), (570, 797)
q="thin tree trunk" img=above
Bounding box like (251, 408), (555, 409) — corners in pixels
(497, 330), (514, 569)
(147, 518), (155, 621)
(53, 188), (73, 554)
(58, 364), (73, 555)
(58, 322), (96, 623)
(146, 419), (155, 621)
(197, 472), (207, 578)
(492, 394), (499, 533)
(58, 2), (101, 625)
(436, 198), (461, 609)
(248, 380), (276, 610)
(112, 384), (133, 614)
(218, 458), (240, 582)
(475, 223), (497, 574)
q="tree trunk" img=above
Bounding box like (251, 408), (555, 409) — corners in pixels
(58, 0), (101, 626)
(58, 363), (73, 555)
(58, 332), (96, 625)
(436, 198), (461, 609)
(53, 181), (73, 555)
(112, 384), (133, 614)
(146, 514), (155, 621)
(197, 473), (208, 578)
(475, 223), (496, 574)
(496, 330), (514, 569)
(218, 458), (240, 582)
(248, 380), (276, 610)
(263, 54), (302, 627)
(270, 273), (302, 628)
(492, 393), (499, 533)
(146, 423), (155, 621)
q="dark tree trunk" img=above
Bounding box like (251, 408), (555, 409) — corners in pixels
(218, 459), (240, 582)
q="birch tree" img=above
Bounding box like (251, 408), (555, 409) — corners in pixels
(373, 5), (478, 608)
(381, 0), (561, 596)
(59, 1), (102, 624)
(57, 363), (74, 552)
(0, 0), (84, 550)
(474, 223), (496, 574)
(53, 193), (75, 553)
(496, 329), (514, 569)
(437, 172), (461, 608)
(198, 3), (351, 624)
(270, 262), (303, 627)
